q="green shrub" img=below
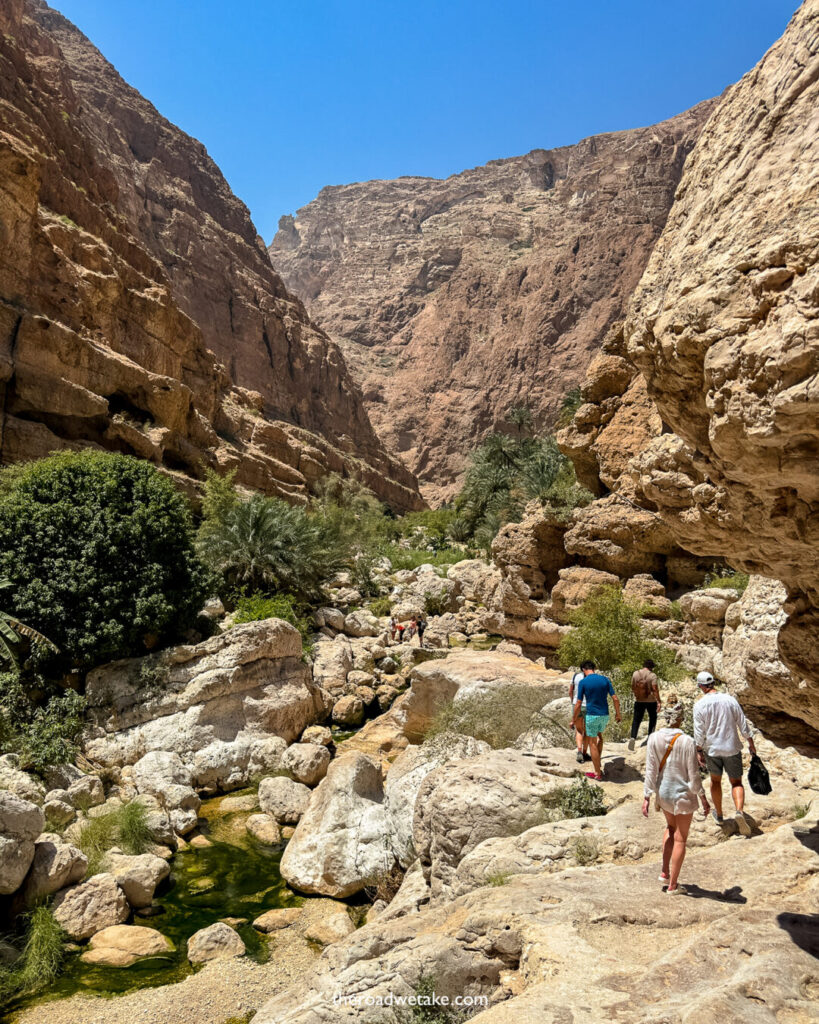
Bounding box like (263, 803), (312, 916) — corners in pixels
(487, 872), (511, 887)
(422, 590), (448, 617)
(541, 776), (607, 821)
(368, 595), (392, 617)
(198, 493), (345, 602)
(0, 905), (65, 1010)
(233, 593), (313, 654)
(558, 586), (683, 707)
(703, 570), (749, 594)
(0, 673), (85, 776)
(424, 684), (554, 751)
(669, 599), (683, 621)
(77, 800), (152, 876)
(0, 451), (210, 671)
(558, 386), (583, 427)
(379, 544), (465, 572)
(571, 835), (600, 866)
(398, 974), (472, 1023)
(791, 801), (810, 820)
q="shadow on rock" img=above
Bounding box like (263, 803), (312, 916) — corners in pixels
(776, 912), (819, 959)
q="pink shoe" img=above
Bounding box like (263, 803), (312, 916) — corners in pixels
(585, 772), (603, 781)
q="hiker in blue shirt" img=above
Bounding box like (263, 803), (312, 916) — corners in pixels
(571, 660), (621, 781)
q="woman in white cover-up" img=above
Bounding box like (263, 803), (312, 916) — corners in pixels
(642, 699), (709, 894)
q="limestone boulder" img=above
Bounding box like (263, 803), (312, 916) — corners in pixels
(187, 922), (246, 963)
(52, 873), (129, 940)
(446, 560), (501, 607)
(84, 620), (327, 789)
(331, 694), (364, 726)
(258, 776), (311, 824)
(563, 494), (677, 577)
(545, 565), (620, 624)
(301, 725), (333, 747)
(343, 610), (380, 638)
(43, 791), (75, 828)
(0, 792), (45, 895)
(280, 753), (390, 898)
(107, 852), (170, 908)
(413, 749), (561, 898)
(679, 588), (739, 625)
(67, 775), (105, 810)
(23, 834), (87, 903)
(81, 924), (173, 967)
(281, 743), (331, 787)
(246, 813), (282, 845)
(131, 753), (200, 829)
(311, 636), (353, 693)
(623, 573), (671, 619)
(385, 737), (491, 867)
(718, 576), (816, 742)
(0, 756), (45, 805)
(317, 607), (346, 632)
(253, 907), (302, 933)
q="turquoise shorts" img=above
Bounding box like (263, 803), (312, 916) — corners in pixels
(585, 713), (609, 736)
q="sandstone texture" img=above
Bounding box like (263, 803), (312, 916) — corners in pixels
(0, 792), (45, 895)
(623, 1), (819, 708)
(83, 619), (327, 790)
(186, 922), (246, 964)
(80, 924), (173, 967)
(52, 873), (129, 940)
(270, 105), (713, 500)
(22, 833), (87, 903)
(280, 753), (391, 898)
(0, 0), (421, 511)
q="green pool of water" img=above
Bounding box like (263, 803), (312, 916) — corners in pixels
(34, 809), (300, 1005)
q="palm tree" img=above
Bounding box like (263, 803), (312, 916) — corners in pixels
(0, 579), (58, 667)
(506, 404), (534, 436)
(197, 495), (345, 600)
(520, 437), (565, 502)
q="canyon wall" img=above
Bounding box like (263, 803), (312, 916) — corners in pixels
(0, 0), (422, 511)
(269, 103), (713, 499)
(559, 0), (819, 737)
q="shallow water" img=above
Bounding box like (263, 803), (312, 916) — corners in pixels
(35, 805), (300, 1005)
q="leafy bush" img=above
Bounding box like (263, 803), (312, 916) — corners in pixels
(669, 599), (683, 621)
(0, 674), (85, 776)
(422, 590), (449, 617)
(0, 905), (65, 1010)
(558, 586), (683, 699)
(379, 544), (465, 572)
(424, 684), (554, 751)
(0, 451), (210, 671)
(398, 974), (472, 1023)
(487, 872), (511, 887)
(571, 835), (600, 866)
(558, 386), (583, 427)
(198, 492), (347, 601)
(541, 776), (607, 821)
(233, 593), (313, 654)
(703, 569), (749, 594)
(368, 595), (392, 617)
(77, 800), (152, 876)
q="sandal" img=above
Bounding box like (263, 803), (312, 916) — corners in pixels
(658, 873), (670, 882)
(665, 884), (687, 895)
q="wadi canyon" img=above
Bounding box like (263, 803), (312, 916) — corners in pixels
(0, 1), (817, 1023)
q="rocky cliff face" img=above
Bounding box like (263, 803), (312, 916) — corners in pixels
(623, 0), (819, 702)
(0, 0), (422, 510)
(557, 0), (819, 733)
(269, 104), (713, 499)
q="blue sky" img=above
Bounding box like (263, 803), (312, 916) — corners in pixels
(53, 0), (797, 241)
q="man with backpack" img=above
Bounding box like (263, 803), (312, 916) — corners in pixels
(693, 671), (756, 836)
(628, 658), (661, 751)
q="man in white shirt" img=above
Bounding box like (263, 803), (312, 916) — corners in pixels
(693, 671), (757, 836)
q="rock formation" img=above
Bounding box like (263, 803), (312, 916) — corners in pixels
(0, 0), (421, 511)
(269, 104), (713, 499)
(622, 0), (819, 698)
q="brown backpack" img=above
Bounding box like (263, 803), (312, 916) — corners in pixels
(632, 668), (657, 702)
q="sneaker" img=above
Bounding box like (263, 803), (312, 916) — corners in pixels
(735, 811), (751, 836)
(576, 751), (584, 764)
(627, 738), (635, 751)
(711, 809), (724, 825)
(585, 772), (603, 781)
(658, 872), (670, 882)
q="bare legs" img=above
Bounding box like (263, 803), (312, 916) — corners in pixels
(710, 774), (745, 818)
(575, 721), (588, 759)
(661, 810), (692, 891)
(587, 732), (602, 776)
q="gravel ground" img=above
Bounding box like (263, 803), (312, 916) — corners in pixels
(13, 917), (323, 1024)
